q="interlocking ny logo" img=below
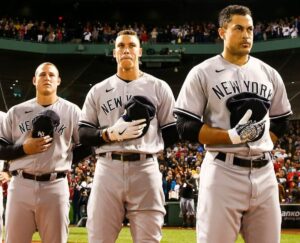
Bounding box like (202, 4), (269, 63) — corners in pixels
(37, 131), (45, 137)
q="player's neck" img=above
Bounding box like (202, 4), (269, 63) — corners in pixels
(36, 94), (59, 106)
(117, 68), (142, 81)
(222, 52), (249, 66)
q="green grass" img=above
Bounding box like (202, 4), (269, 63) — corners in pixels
(32, 227), (299, 243)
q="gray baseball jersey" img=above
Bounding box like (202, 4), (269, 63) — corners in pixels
(0, 98), (80, 243)
(80, 72), (176, 242)
(175, 54), (292, 243)
(175, 55), (292, 156)
(80, 72), (176, 154)
(0, 111), (5, 124)
(0, 97), (81, 173)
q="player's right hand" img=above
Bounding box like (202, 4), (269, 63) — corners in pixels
(23, 133), (53, 155)
(107, 117), (147, 142)
(228, 109), (266, 144)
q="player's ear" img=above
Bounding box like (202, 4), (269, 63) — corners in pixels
(113, 49), (116, 58)
(218, 27), (225, 40)
(57, 77), (61, 86)
(138, 48), (142, 57)
(32, 77), (37, 86)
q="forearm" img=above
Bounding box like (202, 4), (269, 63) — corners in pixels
(199, 124), (232, 145)
(162, 124), (179, 148)
(270, 131), (278, 143)
(176, 113), (231, 145)
(72, 144), (94, 164)
(79, 126), (106, 147)
(0, 143), (26, 160)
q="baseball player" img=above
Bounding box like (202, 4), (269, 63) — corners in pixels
(174, 5), (292, 243)
(79, 29), (178, 243)
(0, 62), (87, 243)
(0, 111), (9, 241)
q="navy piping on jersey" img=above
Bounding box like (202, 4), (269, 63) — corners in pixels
(79, 121), (97, 128)
(161, 122), (176, 130)
(174, 108), (202, 121)
(0, 137), (10, 145)
(269, 111), (293, 119)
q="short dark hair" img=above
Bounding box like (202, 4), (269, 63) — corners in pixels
(218, 5), (252, 28)
(117, 29), (138, 37)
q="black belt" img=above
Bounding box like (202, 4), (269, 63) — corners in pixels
(11, 170), (67, 181)
(215, 152), (269, 168)
(99, 153), (153, 162)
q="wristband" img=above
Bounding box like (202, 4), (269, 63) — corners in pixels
(101, 129), (111, 143)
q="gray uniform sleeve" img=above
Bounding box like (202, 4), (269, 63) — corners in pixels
(157, 80), (177, 128)
(80, 87), (100, 128)
(72, 105), (82, 145)
(0, 111), (5, 124)
(0, 111), (6, 136)
(269, 69), (292, 118)
(0, 109), (13, 144)
(175, 66), (206, 121)
(0, 110), (26, 160)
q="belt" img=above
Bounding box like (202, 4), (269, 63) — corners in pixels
(11, 170), (67, 181)
(215, 152), (269, 168)
(99, 152), (153, 162)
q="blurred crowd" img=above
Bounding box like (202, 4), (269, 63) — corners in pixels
(0, 15), (299, 44)
(67, 120), (300, 224)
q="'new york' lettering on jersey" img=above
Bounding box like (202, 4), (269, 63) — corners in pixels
(0, 98), (81, 173)
(80, 72), (176, 155)
(175, 55), (292, 156)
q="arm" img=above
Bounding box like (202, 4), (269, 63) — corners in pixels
(0, 141), (26, 160)
(79, 118), (146, 146)
(199, 124), (232, 145)
(161, 124), (179, 148)
(177, 110), (264, 145)
(269, 116), (289, 143)
(0, 135), (53, 160)
(72, 144), (94, 164)
(79, 125), (105, 147)
(176, 113), (231, 145)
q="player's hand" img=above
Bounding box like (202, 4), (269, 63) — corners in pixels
(0, 172), (10, 183)
(228, 109), (266, 144)
(23, 133), (53, 155)
(107, 117), (147, 142)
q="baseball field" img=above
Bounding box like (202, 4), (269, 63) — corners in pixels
(31, 227), (300, 242)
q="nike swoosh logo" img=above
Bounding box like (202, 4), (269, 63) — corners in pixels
(25, 110), (33, 114)
(106, 88), (114, 92)
(118, 128), (126, 135)
(215, 69), (226, 73)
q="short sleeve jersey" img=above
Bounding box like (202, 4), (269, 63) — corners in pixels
(175, 55), (292, 155)
(0, 98), (81, 173)
(80, 72), (176, 154)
